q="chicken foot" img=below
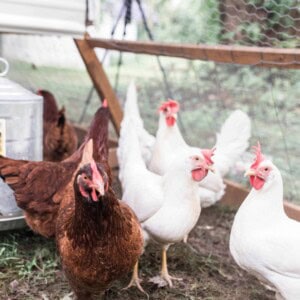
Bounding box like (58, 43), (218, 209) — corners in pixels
(123, 261), (148, 297)
(150, 246), (183, 288)
(160, 246), (182, 287)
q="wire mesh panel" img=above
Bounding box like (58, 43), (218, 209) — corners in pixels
(141, 0), (300, 48)
(0, 1), (299, 204)
(108, 53), (299, 204)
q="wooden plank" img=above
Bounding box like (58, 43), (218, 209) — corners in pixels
(74, 38), (123, 135)
(284, 202), (300, 222)
(220, 179), (249, 208)
(87, 38), (300, 69)
(220, 179), (300, 222)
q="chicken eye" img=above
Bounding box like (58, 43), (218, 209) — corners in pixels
(82, 175), (88, 180)
(195, 157), (199, 161)
(264, 168), (269, 172)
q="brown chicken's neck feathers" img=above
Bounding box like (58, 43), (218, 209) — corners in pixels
(41, 90), (60, 123)
(57, 109), (66, 128)
(67, 187), (126, 249)
(85, 107), (110, 162)
(63, 106), (109, 165)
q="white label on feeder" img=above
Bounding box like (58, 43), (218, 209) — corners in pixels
(0, 119), (6, 156)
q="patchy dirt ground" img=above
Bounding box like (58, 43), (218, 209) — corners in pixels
(0, 176), (275, 300)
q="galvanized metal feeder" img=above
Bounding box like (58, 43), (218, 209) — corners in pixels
(0, 58), (43, 231)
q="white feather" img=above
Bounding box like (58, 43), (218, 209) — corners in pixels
(213, 110), (251, 177)
(148, 108), (251, 207)
(118, 118), (163, 223)
(118, 110), (203, 247)
(230, 161), (300, 299)
(122, 81), (155, 165)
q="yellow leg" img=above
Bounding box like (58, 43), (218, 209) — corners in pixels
(123, 261), (148, 296)
(160, 246), (182, 287)
(183, 234), (188, 243)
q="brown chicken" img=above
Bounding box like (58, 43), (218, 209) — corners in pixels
(0, 101), (109, 238)
(38, 89), (78, 162)
(56, 140), (143, 299)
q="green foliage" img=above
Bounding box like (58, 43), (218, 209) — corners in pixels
(237, 22), (262, 43)
(101, 0), (298, 47)
(0, 230), (58, 281)
(138, 0), (221, 44)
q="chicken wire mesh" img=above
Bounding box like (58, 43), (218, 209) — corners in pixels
(0, 0), (299, 204)
(212, 0), (299, 48)
(111, 54), (299, 204)
(140, 0), (300, 48)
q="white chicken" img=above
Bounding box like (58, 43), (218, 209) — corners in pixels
(149, 99), (252, 208)
(120, 81), (155, 168)
(118, 108), (215, 290)
(230, 143), (300, 300)
(124, 81), (251, 207)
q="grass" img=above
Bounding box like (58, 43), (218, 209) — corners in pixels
(0, 205), (275, 299)
(0, 175), (275, 299)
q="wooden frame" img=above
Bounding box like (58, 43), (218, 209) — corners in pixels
(75, 36), (300, 221)
(74, 38), (123, 134)
(86, 37), (300, 69)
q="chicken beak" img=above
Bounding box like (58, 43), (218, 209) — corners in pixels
(92, 181), (105, 196)
(244, 169), (256, 177)
(207, 165), (215, 173)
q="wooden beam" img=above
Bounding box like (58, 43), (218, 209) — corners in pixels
(220, 179), (300, 222)
(87, 38), (300, 69)
(74, 38), (123, 135)
(220, 179), (249, 208)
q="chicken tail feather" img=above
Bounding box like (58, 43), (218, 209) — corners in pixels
(213, 110), (251, 177)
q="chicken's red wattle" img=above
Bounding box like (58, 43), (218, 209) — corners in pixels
(166, 116), (176, 127)
(250, 175), (265, 190)
(192, 169), (207, 182)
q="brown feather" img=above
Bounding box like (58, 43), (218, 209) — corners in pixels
(39, 89), (78, 162)
(0, 103), (109, 238)
(56, 165), (143, 298)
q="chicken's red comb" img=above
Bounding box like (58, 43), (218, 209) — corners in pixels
(201, 148), (215, 165)
(158, 99), (180, 113)
(102, 99), (108, 108)
(250, 142), (265, 169)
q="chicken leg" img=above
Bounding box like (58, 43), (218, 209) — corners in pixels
(124, 261), (148, 296)
(160, 245), (182, 287)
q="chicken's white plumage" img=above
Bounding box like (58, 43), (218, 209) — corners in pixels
(213, 110), (251, 177)
(230, 157), (300, 300)
(118, 115), (201, 242)
(118, 119), (162, 223)
(118, 91), (215, 287)
(148, 111), (186, 174)
(148, 100), (251, 207)
(122, 81), (155, 166)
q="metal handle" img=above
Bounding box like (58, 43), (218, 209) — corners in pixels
(0, 58), (9, 77)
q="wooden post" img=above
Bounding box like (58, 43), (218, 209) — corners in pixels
(74, 38), (123, 135)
